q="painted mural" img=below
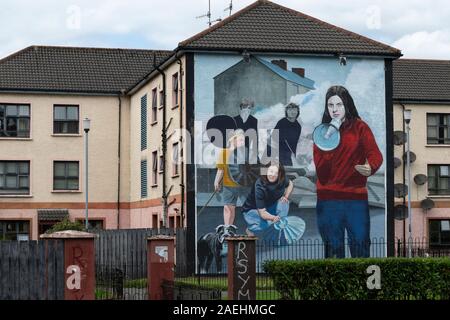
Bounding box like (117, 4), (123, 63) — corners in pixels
(194, 53), (387, 273)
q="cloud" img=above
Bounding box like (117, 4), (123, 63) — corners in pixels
(392, 30), (450, 59)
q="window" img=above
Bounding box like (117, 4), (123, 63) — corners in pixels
(76, 219), (104, 231)
(0, 161), (30, 195)
(176, 215), (181, 228)
(141, 95), (148, 151)
(152, 88), (158, 123)
(427, 114), (450, 144)
(169, 216), (175, 229)
(141, 160), (148, 198)
(0, 220), (30, 241)
(429, 219), (450, 247)
(152, 214), (159, 229)
(53, 161), (79, 191)
(172, 73), (179, 108)
(53, 105), (79, 134)
(159, 154), (164, 174)
(0, 104), (30, 138)
(172, 143), (179, 176)
(159, 90), (164, 109)
(152, 151), (158, 186)
(428, 165), (450, 195)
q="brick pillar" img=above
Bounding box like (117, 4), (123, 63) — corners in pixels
(41, 230), (96, 300)
(147, 235), (175, 300)
(227, 236), (257, 300)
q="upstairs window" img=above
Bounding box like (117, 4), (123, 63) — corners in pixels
(428, 164), (450, 195)
(53, 161), (79, 191)
(172, 73), (179, 108)
(427, 114), (450, 144)
(54, 105), (79, 134)
(152, 88), (158, 123)
(0, 161), (30, 195)
(0, 104), (30, 138)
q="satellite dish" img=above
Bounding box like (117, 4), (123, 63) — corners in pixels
(394, 204), (408, 220)
(421, 198), (435, 211)
(414, 174), (428, 185)
(206, 115), (237, 148)
(394, 157), (402, 169)
(394, 183), (408, 198)
(393, 131), (407, 146)
(313, 123), (340, 151)
(402, 151), (416, 164)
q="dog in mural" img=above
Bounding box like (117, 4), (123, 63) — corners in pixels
(197, 224), (237, 273)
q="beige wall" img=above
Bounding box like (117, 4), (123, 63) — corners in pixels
(0, 93), (129, 203)
(393, 103), (450, 239)
(129, 55), (186, 218)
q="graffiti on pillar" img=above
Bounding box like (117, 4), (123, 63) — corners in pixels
(236, 241), (250, 300)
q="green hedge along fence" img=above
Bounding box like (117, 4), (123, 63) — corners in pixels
(263, 258), (450, 300)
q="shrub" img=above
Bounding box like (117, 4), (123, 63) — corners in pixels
(263, 258), (450, 300)
(45, 218), (85, 234)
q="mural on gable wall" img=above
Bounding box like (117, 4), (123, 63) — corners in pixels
(194, 54), (387, 273)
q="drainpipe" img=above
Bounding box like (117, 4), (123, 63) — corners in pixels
(117, 90), (125, 229)
(155, 53), (168, 228)
(400, 102), (406, 249)
(176, 52), (185, 227)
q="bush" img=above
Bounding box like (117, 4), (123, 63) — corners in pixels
(45, 218), (85, 234)
(263, 258), (450, 300)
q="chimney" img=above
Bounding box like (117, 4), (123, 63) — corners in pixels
(271, 59), (287, 70)
(292, 68), (305, 78)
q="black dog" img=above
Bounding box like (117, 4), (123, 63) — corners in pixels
(197, 224), (237, 273)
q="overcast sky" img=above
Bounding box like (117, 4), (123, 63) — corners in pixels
(1, 0), (449, 60)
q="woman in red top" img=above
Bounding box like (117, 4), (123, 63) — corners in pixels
(313, 85), (383, 258)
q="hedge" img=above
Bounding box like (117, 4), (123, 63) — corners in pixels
(263, 258), (450, 300)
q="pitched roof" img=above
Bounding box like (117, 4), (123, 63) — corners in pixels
(393, 59), (450, 103)
(0, 46), (173, 94)
(179, 0), (401, 57)
(255, 57), (315, 89)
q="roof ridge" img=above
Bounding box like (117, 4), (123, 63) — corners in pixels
(396, 58), (450, 63)
(30, 45), (171, 53)
(179, 0), (263, 47)
(265, 1), (401, 55)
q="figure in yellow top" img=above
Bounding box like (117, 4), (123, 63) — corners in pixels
(214, 129), (252, 235)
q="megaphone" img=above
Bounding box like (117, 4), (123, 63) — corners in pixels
(313, 118), (342, 151)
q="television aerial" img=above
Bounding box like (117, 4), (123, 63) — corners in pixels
(224, 0), (233, 16)
(196, 0), (222, 27)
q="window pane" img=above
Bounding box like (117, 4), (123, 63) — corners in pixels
(18, 105), (30, 116)
(0, 163), (4, 174)
(67, 163), (79, 177)
(0, 176), (4, 188)
(67, 107), (78, 120)
(173, 144), (179, 162)
(18, 162), (29, 174)
(54, 178), (66, 190)
(427, 127), (437, 139)
(427, 115), (438, 126)
(6, 176), (17, 188)
(0, 105), (4, 117)
(6, 118), (17, 135)
(439, 178), (449, 190)
(6, 163), (16, 174)
(440, 166), (449, 176)
(54, 163), (66, 177)
(67, 121), (79, 134)
(67, 179), (79, 190)
(6, 105), (17, 116)
(54, 106), (66, 120)
(17, 118), (30, 137)
(19, 176), (29, 188)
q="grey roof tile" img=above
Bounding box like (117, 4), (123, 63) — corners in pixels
(393, 59), (450, 102)
(0, 46), (173, 94)
(179, 0), (401, 56)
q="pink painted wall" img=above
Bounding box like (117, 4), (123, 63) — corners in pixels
(395, 207), (450, 241)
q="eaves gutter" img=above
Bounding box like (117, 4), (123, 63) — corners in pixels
(393, 99), (450, 105)
(0, 88), (122, 96)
